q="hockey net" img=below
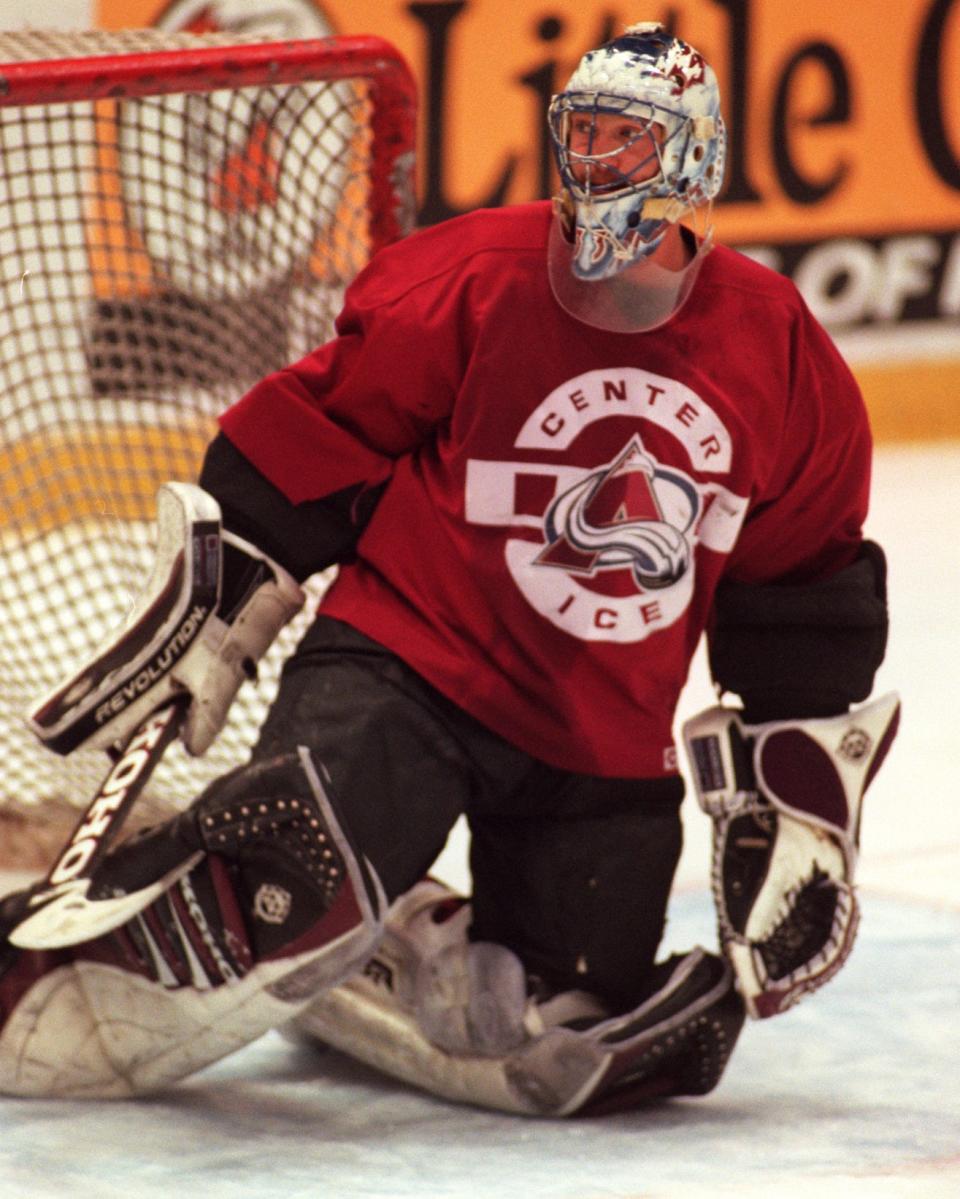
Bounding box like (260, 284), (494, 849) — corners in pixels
(0, 29), (415, 865)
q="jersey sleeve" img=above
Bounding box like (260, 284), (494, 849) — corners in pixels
(706, 297), (884, 720)
(198, 432), (387, 581)
(218, 245), (466, 506)
(722, 297), (872, 585)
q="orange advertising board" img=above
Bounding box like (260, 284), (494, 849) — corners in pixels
(97, 0), (960, 439)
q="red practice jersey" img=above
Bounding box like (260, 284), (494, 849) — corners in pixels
(221, 201), (871, 777)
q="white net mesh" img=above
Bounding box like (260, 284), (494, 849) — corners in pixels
(0, 30), (413, 860)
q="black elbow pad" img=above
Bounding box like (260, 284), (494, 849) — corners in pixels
(708, 541), (889, 722)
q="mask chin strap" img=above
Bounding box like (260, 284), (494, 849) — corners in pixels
(643, 195), (695, 223)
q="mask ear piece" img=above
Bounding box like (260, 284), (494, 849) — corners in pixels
(683, 115), (726, 204)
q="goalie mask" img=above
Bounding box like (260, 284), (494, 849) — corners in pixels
(547, 22), (726, 332)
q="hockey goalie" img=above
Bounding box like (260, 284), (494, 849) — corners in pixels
(1, 22), (898, 1116)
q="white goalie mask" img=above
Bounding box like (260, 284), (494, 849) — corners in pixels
(547, 22), (726, 332)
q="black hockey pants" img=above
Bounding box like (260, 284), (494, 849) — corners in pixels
(251, 616), (684, 1013)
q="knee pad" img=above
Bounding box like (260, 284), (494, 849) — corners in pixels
(0, 748), (384, 1098)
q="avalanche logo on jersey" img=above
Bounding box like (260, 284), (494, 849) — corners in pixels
(536, 435), (696, 590)
(465, 366), (748, 643)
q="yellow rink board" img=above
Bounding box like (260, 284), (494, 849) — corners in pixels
(0, 370), (953, 548)
(1, 422), (214, 535)
(855, 361), (960, 444)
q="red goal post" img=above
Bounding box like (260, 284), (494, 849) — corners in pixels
(0, 30), (416, 866)
(0, 33), (416, 251)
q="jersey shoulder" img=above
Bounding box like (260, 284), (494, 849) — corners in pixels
(347, 202), (552, 309)
(698, 243), (845, 361)
(700, 243), (805, 309)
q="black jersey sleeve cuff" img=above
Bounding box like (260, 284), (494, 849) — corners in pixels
(707, 541), (889, 723)
(198, 432), (386, 582)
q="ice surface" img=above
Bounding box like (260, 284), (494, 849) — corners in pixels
(1, 442), (958, 1199)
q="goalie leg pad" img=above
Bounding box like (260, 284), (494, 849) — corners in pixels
(289, 880), (744, 1117)
(683, 692), (900, 1017)
(0, 749), (384, 1097)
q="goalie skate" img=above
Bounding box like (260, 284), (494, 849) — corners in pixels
(290, 879), (745, 1116)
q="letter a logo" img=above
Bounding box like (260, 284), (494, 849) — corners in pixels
(536, 435), (698, 590)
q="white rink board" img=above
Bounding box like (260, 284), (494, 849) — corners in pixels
(0, 1), (93, 28)
(1, 441), (958, 1199)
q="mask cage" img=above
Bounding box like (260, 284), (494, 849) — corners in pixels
(548, 92), (688, 202)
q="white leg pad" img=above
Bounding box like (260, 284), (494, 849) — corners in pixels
(0, 746), (385, 1098)
(289, 881), (743, 1117)
(1, 910), (377, 1099)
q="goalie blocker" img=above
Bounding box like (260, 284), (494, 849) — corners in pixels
(27, 482), (306, 760)
(683, 693), (900, 1018)
(9, 482), (307, 954)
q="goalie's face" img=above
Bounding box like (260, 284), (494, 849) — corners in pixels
(548, 93), (689, 291)
(565, 110), (665, 193)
